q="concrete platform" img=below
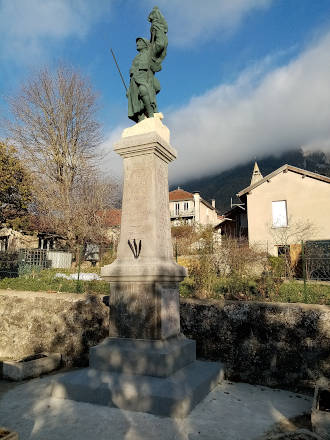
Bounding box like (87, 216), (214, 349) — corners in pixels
(0, 373), (313, 440)
(51, 360), (224, 417)
(89, 337), (196, 377)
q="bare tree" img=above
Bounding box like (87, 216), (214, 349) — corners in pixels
(33, 170), (120, 249)
(269, 217), (318, 278)
(8, 65), (102, 183)
(7, 65), (119, 250)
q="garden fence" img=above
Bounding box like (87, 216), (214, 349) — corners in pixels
(0, 245), (115, 280)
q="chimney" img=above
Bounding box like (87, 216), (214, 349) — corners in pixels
(211, 199), (216, 208)
(250, 161), (263, 185)
(193, 192), (200, 223)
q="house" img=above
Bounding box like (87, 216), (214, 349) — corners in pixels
(102, 208), (121, 243)
(169, 187), (219, 226)
(0, 227), (39, 251)
(215, 205), (248, 239)
(237, 162), (330, 255)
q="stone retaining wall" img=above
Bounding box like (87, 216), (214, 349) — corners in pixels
(180, 298), (330, 388)
(0, 290), (108, 366)
(0, 290), (329, 388)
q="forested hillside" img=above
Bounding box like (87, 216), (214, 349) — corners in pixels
(172, 149), (330, 213)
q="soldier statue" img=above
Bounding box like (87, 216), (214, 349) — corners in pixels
(127, 7), (168, 123)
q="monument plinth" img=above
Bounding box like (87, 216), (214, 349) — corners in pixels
(101, 114), (186, 340)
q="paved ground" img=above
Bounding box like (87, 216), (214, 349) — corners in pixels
(0, 372), (312, 440)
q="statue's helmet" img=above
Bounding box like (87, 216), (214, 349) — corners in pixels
(136, 37), (150, 48)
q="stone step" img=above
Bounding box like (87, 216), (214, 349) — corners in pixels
(51, 360), (225, 418)
(89, 337), (196, 377)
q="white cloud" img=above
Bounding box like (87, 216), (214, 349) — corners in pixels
(164, 31), (330, 182)
(142, 0), (273, 47)
(0, 0), (111, 63)
(100, 124), (127, 179)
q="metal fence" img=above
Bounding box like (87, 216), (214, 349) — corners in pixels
(0, 249), (68, 279)
(0, 245), (116, 280)
(294, 240), (330, 282)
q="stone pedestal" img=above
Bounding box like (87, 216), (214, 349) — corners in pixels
(51, 116), (223, 417)
(101, 115), (186, 339)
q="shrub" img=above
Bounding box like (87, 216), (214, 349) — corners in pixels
(268, 255), (286, 278)
(179, 277), (196, 297)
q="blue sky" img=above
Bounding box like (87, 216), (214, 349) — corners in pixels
(1, 0), (330, 182)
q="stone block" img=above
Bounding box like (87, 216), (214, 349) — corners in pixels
(51, 360), (224, 418)
(89, 337), (196, 377)
(2, 352), (61, 381)
(108, 281), (180, 339)
(312, 378), (330, 439)
(121, 113), (170, 143)
(101, 127), (187, 287)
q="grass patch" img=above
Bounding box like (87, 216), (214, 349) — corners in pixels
(0, 267), (109, 295)
(277, 281), (330, 305)
(180, 276), (330, 305)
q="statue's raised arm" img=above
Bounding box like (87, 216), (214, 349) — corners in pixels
(127, 7), (168, 123)
(149, 6), (168, 71)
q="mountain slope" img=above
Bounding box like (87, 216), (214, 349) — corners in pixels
(171, 149), (330, 213)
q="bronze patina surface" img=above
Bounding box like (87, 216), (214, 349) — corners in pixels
(127, 7), (168, 123)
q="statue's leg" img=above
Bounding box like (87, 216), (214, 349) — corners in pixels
(139, 85), (154, 118)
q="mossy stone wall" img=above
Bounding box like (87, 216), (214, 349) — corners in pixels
(0, 290), (329, 388)
(180, 298), (330, 388)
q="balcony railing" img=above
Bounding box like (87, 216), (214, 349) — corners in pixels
(170, 209), (195, 218)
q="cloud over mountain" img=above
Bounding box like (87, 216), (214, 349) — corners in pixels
(167, 31), (330, 182)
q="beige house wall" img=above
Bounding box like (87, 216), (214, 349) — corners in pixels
(169, 196), (217, 226)
(199, 201), (218, 226)
(247, 171), (330, 255)
(169, 200), (194, 216)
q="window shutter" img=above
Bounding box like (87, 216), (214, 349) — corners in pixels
(272, 201), (288, 227)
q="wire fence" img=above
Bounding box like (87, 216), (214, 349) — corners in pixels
(0, 245), (116, 280)
(295, 240), (330, 282)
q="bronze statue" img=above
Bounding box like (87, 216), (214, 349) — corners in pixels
(127, 7), (168, 123)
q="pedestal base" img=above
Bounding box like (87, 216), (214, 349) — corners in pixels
(108, 281), (181, 340)
(89, 337), (196, 377)
(51, 337), (224, 417)
(51, 361), (224, 418)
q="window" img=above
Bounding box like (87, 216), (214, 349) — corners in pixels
(39, 237), (54, 250)
(272, 200), (288, 228)
(184, 202), (189, 211)
(175, 203), (180, 215)
(277, 245), (290, 257)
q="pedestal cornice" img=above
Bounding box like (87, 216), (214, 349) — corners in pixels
(101, 258), (186, 283)
(114, 131), (177, 164)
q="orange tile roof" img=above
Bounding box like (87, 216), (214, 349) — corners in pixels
(102, 209), (122, 227)
(169, 189), (194, 201)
